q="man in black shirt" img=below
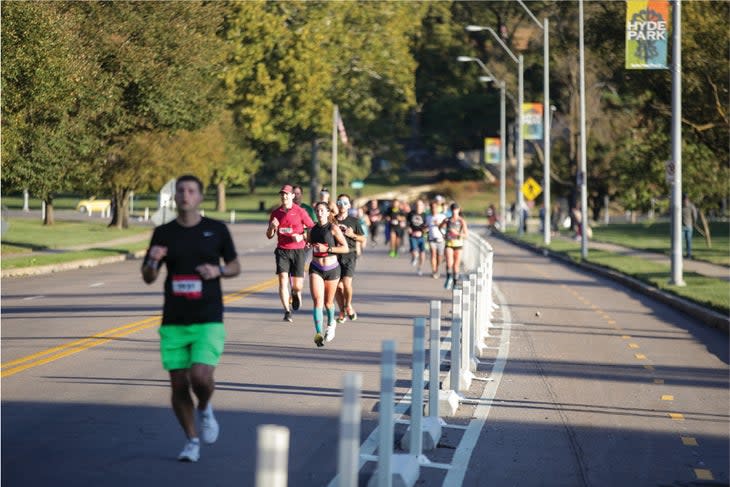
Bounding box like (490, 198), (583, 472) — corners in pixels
(334, 194), (366, 323)
(142, 174), (241, 463)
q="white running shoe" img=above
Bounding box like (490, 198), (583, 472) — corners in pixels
(198, 408), (219, 444)
(325, 322), (337, 342)
(178, 438), (200, 462)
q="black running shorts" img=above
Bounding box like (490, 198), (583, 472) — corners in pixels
(275, 248), (307, 277)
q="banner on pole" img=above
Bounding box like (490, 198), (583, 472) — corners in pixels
(522, 103), (543, 141)
(484, 137), (501, 164)
(625, 0), (670, 69)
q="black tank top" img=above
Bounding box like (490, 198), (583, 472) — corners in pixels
(310, 222), (336, 257)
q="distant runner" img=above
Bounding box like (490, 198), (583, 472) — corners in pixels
(440, 202), (468, 290)
(334, 194), (366, 323)
(426, 199), (447, 279)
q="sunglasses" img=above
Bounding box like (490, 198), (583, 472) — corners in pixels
(336, 200), (350, 206)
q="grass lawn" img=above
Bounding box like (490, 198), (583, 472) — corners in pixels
(515, 232), (729, 315)
(1, 218), (150, 251)
(591, 221), (730, 266)
(1, 242), (148, 270)
(1, 219), (151, 270)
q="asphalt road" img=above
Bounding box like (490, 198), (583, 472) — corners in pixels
(2, 223), (728, 486)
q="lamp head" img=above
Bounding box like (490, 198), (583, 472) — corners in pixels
(479, 76), (494, 83)
(466, 25), (486, 32)
(457, 56), (474, 62)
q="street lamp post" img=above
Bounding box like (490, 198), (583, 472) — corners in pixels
(518, 1), (551, 244)
(466, 25), (525, 235)
(457, 56), (508, 231)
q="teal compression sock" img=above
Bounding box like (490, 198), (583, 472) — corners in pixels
(326, 307), (335, 324)
(313, 308), (323, 334)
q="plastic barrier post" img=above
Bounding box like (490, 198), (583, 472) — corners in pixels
(338, 373), (362, 487)
(255, 425), (289, 487)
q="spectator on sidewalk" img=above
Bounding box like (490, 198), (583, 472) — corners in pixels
(682, 194), (698, 259)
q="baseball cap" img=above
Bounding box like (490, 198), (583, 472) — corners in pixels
(279, 184), (294, 194)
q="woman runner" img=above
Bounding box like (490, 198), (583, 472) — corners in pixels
(440, 202), (469, 290)
(308, 201), (348, 346)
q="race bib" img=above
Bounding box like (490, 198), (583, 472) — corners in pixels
(279, 227), (293, 234)
(172, 275), (202, 300)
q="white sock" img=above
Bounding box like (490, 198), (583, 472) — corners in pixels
(200, 403), (213, 416)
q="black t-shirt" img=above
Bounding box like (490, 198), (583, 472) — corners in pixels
(336, 215), (364, 254)
(407, 211), (427, 236)
(146, 217), (237, 325)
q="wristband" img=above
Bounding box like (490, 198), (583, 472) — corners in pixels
(219, 265), (225, 277)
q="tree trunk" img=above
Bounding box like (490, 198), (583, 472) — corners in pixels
(216, 182), (226, 212)
(698, 209), (712, 248)
(248, 174), (256, 194)
(43, 196), (55, 226)
(310, 138), (320, 205)
(109, 188), (130, 229)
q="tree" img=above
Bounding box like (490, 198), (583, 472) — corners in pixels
(68, 1), (231, 228)
(1, 2), (99, 224)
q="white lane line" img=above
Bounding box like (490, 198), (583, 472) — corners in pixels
(89, 282), (105, 288)
(443, 283), (513, 487)
(21, 295), (45, 301)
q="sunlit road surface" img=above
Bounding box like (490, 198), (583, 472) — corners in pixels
(2, 223), (727, 486)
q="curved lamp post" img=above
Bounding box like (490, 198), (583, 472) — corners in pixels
(466, 25), (525, 235)
(457, 56), (508, 230)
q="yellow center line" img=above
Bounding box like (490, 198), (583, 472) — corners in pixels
(1, 278), (277, 378)
(681, 436), (698, 446)
(694, 469), (714, 480)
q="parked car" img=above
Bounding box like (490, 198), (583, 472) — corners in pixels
(76, 197), (111, 214)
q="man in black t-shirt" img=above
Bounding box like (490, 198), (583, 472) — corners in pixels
(142, 174), (240, 463)
(334, 194), (366, 323)
(407, 199), (428, 275)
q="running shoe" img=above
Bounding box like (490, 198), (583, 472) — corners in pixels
(291, 292), (301, 311)
(410, 257), (418, 266)
(198, 408), (219, 444)
(178, 438), (200, 462)
(336, 311), (347, 324)
(389, 250), (397, 258)
(314, 332), (325, 347)
(346, 308), (357, 321)
(432, 272), (439, 279)
(444, 276), (453, 290)
(417, 269), (423, 276)
(283, 311), (293, 322)
(325, 323), (337, 342)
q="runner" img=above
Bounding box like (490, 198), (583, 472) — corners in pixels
(386, 198), (406, 257)
(426, 199), (447, 279)
(266, 184), (315, 322)
(293, 184), (316, 222)
(141, 174), (241, 463)
(333, 194), (366, 323)
(365, 199), (382, 245)
(308, 201), (348, 346)
(440, 202), (468, 290)
(407, 199), (428, 275)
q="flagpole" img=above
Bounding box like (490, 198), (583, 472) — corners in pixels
(332, 104), (338, 200)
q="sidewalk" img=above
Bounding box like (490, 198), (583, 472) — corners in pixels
(560, 235), (730, 282)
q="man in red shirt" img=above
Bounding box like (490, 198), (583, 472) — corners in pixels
(266, 184), (315, 322)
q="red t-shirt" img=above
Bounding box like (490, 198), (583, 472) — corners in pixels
(269, 204), (315, 249)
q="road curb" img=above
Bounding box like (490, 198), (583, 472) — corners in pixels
(1, 250), (147, 278)
(493, 232), (729, 334)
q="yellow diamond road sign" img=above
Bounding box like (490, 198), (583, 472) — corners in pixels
(522, 177), (542, 201)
